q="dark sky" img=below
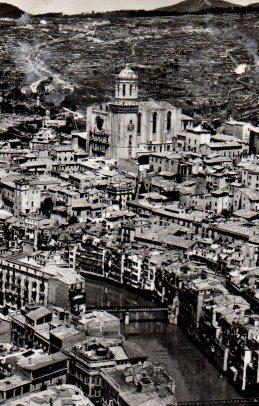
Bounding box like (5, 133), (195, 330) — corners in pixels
(0, 0), (253, 14)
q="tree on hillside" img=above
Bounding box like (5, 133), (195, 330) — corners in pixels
(41, 197), (54, 217)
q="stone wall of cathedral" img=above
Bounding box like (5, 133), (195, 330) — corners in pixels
(110, 105), (138, 159)
(86, 102), (184, 159)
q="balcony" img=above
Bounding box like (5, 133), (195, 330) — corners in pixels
(90, 137), (109, 145)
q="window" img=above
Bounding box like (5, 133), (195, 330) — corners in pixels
(152, 112), (157, 134)
(130, 84), (133, 95)
(167, 111), (172, 131)
(137, 113), (142, 134)
(96, 116), (104, 131)
(123, 84), (126, 96)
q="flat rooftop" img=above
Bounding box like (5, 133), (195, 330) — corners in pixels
(5, 385), (94, 405)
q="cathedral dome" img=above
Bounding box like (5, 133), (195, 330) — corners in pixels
(117, 64), (138, 80)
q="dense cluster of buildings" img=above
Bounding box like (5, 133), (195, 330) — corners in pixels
(0, 304), (175, 405)
(0, 65), (259, 402)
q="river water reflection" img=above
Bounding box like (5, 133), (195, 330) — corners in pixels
(85, 279), (243, 403)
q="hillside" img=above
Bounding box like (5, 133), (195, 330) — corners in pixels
(156, 0), (240, 13)
(0, 2), (23, 18)
(246, 2), (259, 9)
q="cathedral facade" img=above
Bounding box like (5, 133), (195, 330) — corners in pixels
(86, 65), (190, 160)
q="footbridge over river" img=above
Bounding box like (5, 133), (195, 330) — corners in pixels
(84, 304), (177, 324)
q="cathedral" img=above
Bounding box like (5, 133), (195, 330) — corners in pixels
(86, 64), (191, 159)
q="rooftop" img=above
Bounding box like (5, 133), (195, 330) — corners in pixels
(100, 365), (175, 406)
(117, 64), (138, 80)
(5, 385), (94, 405)
(26, 307), (52, 322)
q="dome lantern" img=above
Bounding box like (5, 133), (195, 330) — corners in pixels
(115, 64), (138, 103)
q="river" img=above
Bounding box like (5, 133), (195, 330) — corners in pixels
(84, 278), (244, 403)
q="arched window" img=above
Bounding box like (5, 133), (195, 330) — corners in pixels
(122, 84), (126, 96)
(137, 113), (142, 134)
(152, 112), (157, 134)
(167, 111), (172, 131)
(130, 84), (133, 96)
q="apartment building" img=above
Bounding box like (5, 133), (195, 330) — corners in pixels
(0, 251), (85, 313)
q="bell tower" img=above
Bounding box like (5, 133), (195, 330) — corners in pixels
(115, 64), (138, 104)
